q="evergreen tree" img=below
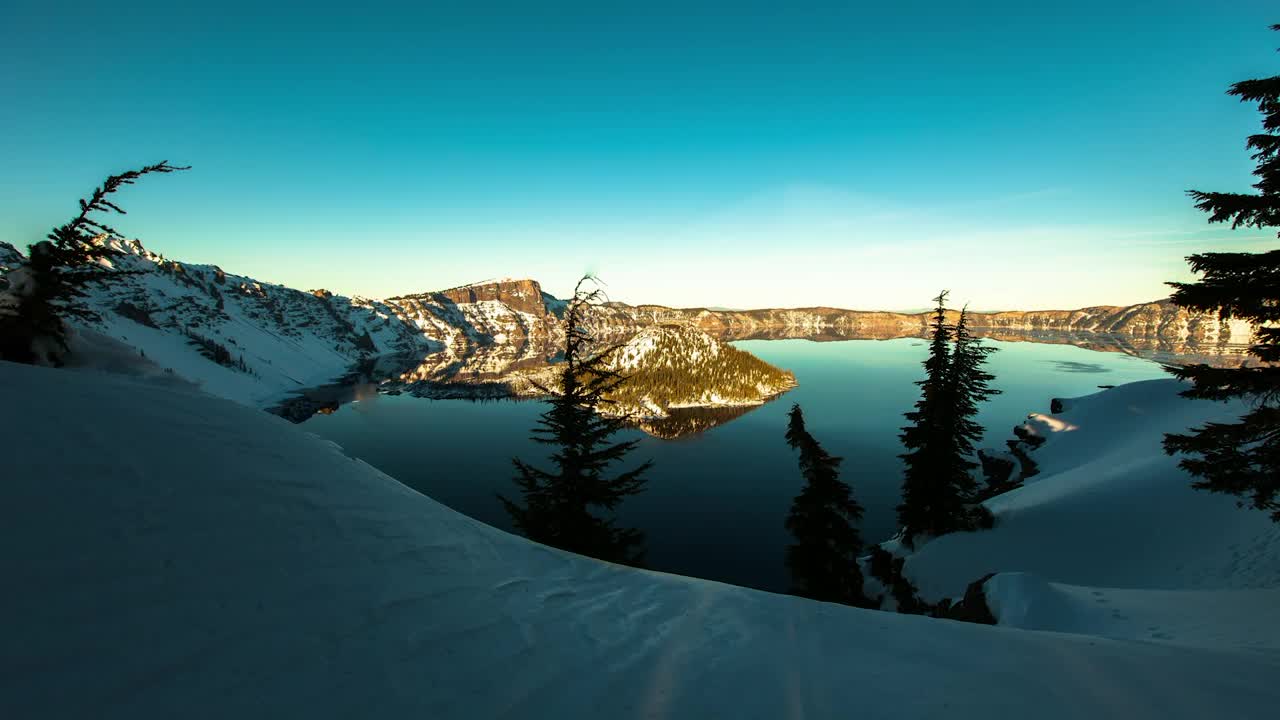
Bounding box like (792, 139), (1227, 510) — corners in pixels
(783, 404), (869, 607)
(897, 291), (957, 543)
(1163, 27), (1280, 522)
(897, 294), (1000, 543)
(0, 162), (187, 365)
(498, 277), (653, 564)
(945, 307), (1001, 520)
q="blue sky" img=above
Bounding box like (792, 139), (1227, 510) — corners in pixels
(2, 1), (1277, 310)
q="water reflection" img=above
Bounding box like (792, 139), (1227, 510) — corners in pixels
(273, 326), (1249, 434)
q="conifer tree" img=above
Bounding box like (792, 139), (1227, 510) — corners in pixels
(897, 294), (1000, 543)
(0, 162), (187, 365)
(897, 291), (956, 543)
(499, 277), (653, 564)
(1163, 26), (1280, 522)
(783, 404), (869, 607)
(944, 307), (1001, 521)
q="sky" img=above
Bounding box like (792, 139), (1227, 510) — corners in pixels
(1, 1), (1277, 311)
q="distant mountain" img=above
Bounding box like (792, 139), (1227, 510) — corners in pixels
(0, 237), (1253, 415)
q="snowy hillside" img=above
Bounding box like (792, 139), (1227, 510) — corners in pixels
(4, 360), (1279, 719)
(2, 238), (436, 405)
(897, 379), (1280, 648)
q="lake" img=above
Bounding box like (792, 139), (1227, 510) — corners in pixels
(302, 338), (1171, 593)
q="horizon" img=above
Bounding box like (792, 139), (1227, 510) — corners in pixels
(2, 1), (1278, 309)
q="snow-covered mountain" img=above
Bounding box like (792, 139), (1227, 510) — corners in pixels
(5, 359), (1278, 718)
(40, 238), (434, 405)
(0, 241), (21, 271)
(0, 238), (1252, 412)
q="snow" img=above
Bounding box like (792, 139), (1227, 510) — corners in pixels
(986, 573), (1280, 650)
(901, 379), (1280, 650)
(0, 237), (437, 407)
(4, 360), (1280, 718)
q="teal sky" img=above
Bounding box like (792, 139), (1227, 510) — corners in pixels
(2, 1), (1277, 310)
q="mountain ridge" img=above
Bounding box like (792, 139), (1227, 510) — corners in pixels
(0, 239), (1254, 412)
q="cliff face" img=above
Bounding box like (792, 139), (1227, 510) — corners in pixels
(429, 278), (553, 317)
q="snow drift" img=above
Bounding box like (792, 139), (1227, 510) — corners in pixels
(902, 379), (1280, 649)
(2, 361), (1278, 718)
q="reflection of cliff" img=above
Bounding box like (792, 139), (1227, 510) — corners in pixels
(580, 299), (1254, 367)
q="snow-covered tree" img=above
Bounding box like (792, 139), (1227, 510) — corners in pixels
(498, 277), (652, 565)
(1164, 27), (1280, 522)
(783, 404), (869, 607)
(0, 162), (187, 365)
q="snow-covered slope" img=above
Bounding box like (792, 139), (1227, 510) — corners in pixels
(4, 360), (1279, 719)
(900, 379), (1280, 649)
(27, 238), (436, 405)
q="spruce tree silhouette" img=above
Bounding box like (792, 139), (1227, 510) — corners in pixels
(499, 277), (652, 565)
(0, 162), (188, 365)
(1164, 25), (1280, 522)
(944, 307), (1001, 526)
(784, 404), (869, 607)
(897, 291), (955, 545)
(897, 293), (1000, 544)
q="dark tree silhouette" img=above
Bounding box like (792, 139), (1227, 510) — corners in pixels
(897, 293), (1000, 544)
(1164, 27), (1280, 522)
(945, 307), (1001, 525)
(499, 277), (652, 565)
(783, 404), (869, 607)
(897, 291), (956, 543)
(0, 162), (188, 365)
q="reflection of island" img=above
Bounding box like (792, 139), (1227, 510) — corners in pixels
(635, 403), (772, 440)
(276, 313), (1254, 436)
(386, 324), (797, 439)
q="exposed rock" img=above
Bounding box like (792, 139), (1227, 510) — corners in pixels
(978, 449), (1017, 486)
(934, 574), (998, 625)
(0, 241), (23, 270)
(430, 278), (553, 317)
(113, 301), (159, 329)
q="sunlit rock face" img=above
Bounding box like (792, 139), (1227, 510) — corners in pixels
(434, 278), (552, 317)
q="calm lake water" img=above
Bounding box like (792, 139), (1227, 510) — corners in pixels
(303, 338), (1170, 592)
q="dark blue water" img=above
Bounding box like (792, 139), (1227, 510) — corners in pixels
(303, 338), (1170, 592)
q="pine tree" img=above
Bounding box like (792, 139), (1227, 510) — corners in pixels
(498, 277), (653, 565)
(1163, 27), (1280, 522)
(897, 294), (1000, 543)
(0, 162), (187, 365)
(783, 404), (869, 607)
(945, 307), (1001, 524)
(897, 291), (956, 543)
